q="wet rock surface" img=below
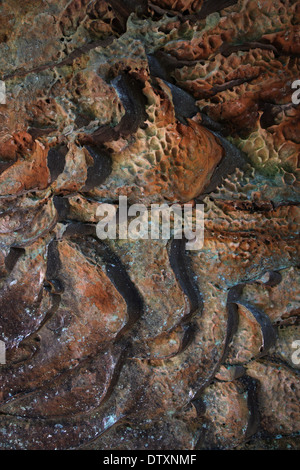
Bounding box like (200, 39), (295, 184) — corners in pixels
(0, 0), (299, 450)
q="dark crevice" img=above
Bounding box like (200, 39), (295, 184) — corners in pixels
(227, 283), (277, 356)
(90, 73), (148, 145)
(222, 299), (240, 362)
(168, 238), (203, 318)
(0, 161), (15, 175)
(209, 75), (260, 97)
(31, 293), (62, 338)
(53, 196), (71, 221)
(198, 131), (247, 198)
(161, 79), (200, 122)
(219, 41), (279, 57)
(259, 102), (296, 129)
(63, 223), (97, 239)
(147, 53), (170, 81)
(178, 322), (198, 354)
(148, 51), (199, 79)
(95, 240), (144, 337)
(28, 128), (55, 140)
(47, 145), (68, 183)
(83, 145), (112, 191)
(107, 0), (148, 30)
(238, 375), (261, 439)
(147, 58), (226, 133)
(188, 284), (240, 401)
(45, 240), (62, 283)
(111, 74), (148, 134)
(263, 271), (282, 287)
(4, 247), (25, 273)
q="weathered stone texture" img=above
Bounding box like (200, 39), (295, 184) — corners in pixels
(0, 0), (299, 450)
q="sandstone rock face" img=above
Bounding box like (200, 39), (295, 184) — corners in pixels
(0, 0), (299, 450)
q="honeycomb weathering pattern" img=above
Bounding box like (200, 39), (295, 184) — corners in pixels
(0, 0), (299, 450)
